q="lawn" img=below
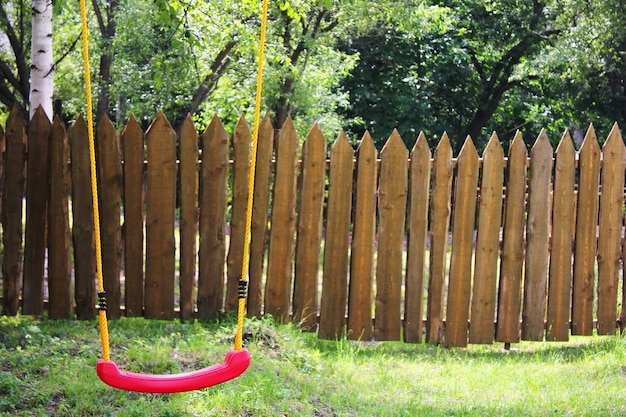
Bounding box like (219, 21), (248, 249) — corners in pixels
(1, 314), (625, 416)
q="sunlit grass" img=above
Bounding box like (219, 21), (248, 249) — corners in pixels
(1, 314), (625, 416)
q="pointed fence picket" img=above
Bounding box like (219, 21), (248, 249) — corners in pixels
(2, 110), (26, 317)
(346, 132), (377, 341)
(572, 126), (601, 335)
(469, 133), (504, 345)
(521, 130), (554, 341)
(1, 109), (625, 348)
(318, 131), (353, 339)
(293, 123), (326, 330)
(48, 118), (71, 319)
(597, 124), (625, 335)
(198, 116), (230, 321)
(445, 136), (479, 347)
(122, 115), (146, 318)
(546, 131), (576, 341)
(374, 130), (408, 342)
(426, 133), (454, 344)
(264, 117), (299, 323)
(495, 132), (527, 344)
(404, 132), (430, 344)
(69, 115), (96, 320)
(178, 115), (198, 321)
(23, 107), (50, 315)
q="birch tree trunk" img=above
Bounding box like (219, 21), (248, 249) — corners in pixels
(29, 0), (54, 120)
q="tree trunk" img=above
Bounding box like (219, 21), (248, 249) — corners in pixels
(270, 7), (337, 129)
(29, 0), (54, 120)
(92, 0), (119, 122)
(186, 40), (237, 117)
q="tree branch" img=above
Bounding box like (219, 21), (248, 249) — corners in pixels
(90, 0), (106, 35)
(187, 39), (238, 115)
(0, 4), (29, 98)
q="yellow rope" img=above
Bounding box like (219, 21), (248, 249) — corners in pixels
(235, 0), (269, 352)
(80, 0), (267, 358)
(79, 0), (110, 362)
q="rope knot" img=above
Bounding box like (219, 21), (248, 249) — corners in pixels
(238, 280), (248, 299)
(97, 292), (107, 311)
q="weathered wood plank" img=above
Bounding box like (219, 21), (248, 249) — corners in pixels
(23, 106), (50, 315)
(248, 115), (274, 317)
(596, 123), (625, 335)
(546, 131), (575, 341)
(69, 115), (96, 320)
(469, 133), (504, 344)
(47, 118), (72, 319)
(293, 123), (327, 329)
(98, 115), (123, 318)
(0, 123), (3, 221)
(521, 130), (553, 341)
(404, 132), (431, 343)
(144, 112), (177, 320)
(198, 115), (230, 320)
(445, 136), (479, 347)
(265, 117), (299, 322)
(318, 131), (353, 338)
(178, 115), (198, 321)
(2, 107), (26, 316)
(621, 193), (626, 333)
(121, 115), (145, 317)
(572, 125), (600, 335)
(226, 116), (252, 312)
(374, 130), (408, 341)
(347, 132), (377, 341)
(496, 131), (527, 344)
(426, 133), (454, 344)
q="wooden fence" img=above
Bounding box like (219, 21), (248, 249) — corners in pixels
(1, 106), (625, 347)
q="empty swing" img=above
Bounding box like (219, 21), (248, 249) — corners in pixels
(78, 0), (269, 393)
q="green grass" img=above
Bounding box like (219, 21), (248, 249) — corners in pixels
(1, 314), (625, 416)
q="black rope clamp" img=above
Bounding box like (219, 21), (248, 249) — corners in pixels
(238, 280), (248, 300)
(97, 292), (107, 311)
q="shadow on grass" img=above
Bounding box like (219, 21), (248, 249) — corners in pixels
(309, 332), (626, 364)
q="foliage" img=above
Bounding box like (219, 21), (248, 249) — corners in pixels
(338, 0), (572, 151)
(0, 0), (624, 146)
(519, 0), (626, 145)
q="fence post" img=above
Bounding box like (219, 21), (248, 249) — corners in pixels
(22, 106), (50, 315)
(48, 117), (71, 319)
(122, 115), (145, 317)
(226, 116), (252, 313)
(596, 123), (625, 335)
(2, 107), (26, 316)
(469, 133), (504, 344)
(374, 130), (408, 342)
(347, 132), (377, 341)
(445, 136), (479, 347)
(496, 131), (527, 344)
(198, 115), (230, 320)
(546, 130), (575, 341)
(521, 130), (553, 341)
(572, 125), (600, 335)
(248, 115), (274, 318)
(404, 132), (431, 344)
(265, 117), (299, 323)
(293, 123), (326, 330)
(426, 133), (453, 344)
(144, 112), (177, 320)
(69, 115), (96, 319)
(98, 115), (123, 319)
(319, 131), (353, 339)
(178, 115), (198, 321)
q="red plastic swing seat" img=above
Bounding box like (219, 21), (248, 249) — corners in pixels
(96, 349), (250, 393)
